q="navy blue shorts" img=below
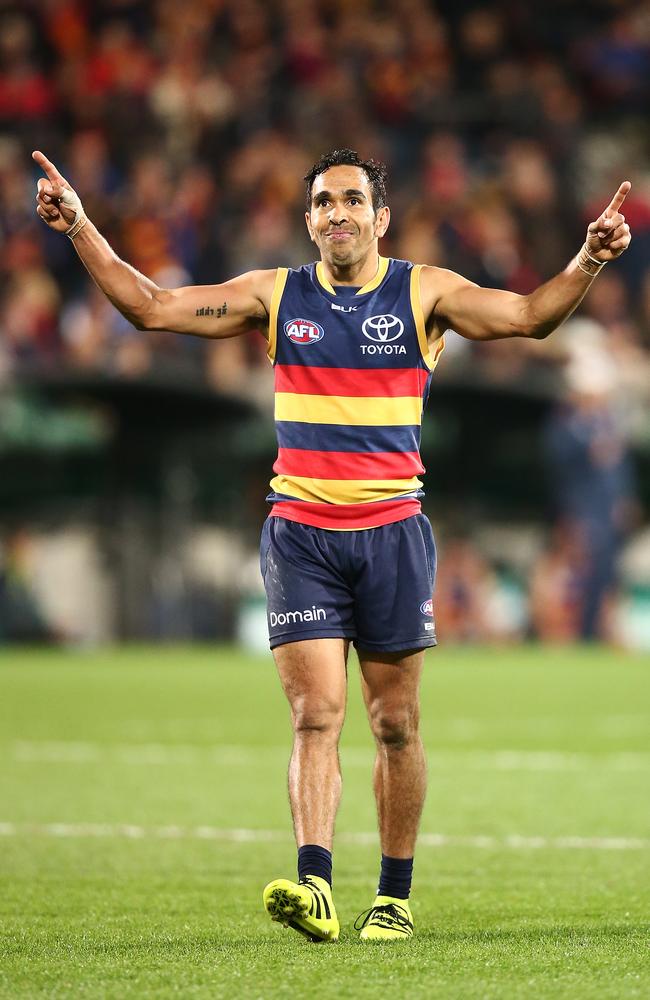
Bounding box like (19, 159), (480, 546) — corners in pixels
(260, 514), (437, 652)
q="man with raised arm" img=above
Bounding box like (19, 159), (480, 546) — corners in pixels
(33, 147), (631, 942)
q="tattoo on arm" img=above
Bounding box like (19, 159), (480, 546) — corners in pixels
(195, 302), (228, 318)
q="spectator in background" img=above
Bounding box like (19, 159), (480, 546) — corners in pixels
(434, 537), (496, 643)
(0, 530), (57, 644)
(543, 341), (638, 641)
(530, 522), (586, 643)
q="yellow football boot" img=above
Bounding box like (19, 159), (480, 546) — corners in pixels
(355, 896), (414, 940)
(263, 875), (339, 942)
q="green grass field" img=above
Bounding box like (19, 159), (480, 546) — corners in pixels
(0, 645), (648, 999)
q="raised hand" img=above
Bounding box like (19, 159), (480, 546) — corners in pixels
(32, 150), (85, 235)
(586, 181), (632, 261)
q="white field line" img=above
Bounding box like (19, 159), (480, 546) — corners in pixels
(0, 821), (647, 851)
(118, 714), (649, 737)
(441, 714), (650, 739)
(7, 741), (650, 772)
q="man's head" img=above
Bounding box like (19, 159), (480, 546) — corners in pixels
(304, 149), (388, 213)
(304, 149), (390, 267)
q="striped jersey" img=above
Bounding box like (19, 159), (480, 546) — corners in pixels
(266, 256), (444, 529)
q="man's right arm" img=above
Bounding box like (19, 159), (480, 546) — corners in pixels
(33, 150), (273, 338)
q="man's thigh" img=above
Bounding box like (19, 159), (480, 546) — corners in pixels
(357, 648), (426, 722)
(273, 638), (350, 719)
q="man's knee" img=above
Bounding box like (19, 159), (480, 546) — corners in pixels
(291, 695), (345, 737)
(368, 702), (420, 749)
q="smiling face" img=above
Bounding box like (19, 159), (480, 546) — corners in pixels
(305, 165), (390, 271)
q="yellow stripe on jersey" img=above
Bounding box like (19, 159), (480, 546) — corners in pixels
(409, 264), (432, 369)
(275, 393), (423, 426)
(430, 335), (445, 368)
(315, 262), (336, 294)
(267, 267), (289, 363)
(315, 256), (389, 296)
(409, 264), (446, 372)
(270, 474), (423, 505)
(356, 255), (389, 294)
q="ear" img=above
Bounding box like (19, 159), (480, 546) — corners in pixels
(305, 211), (316, 244)
(374, 205), (390, 239)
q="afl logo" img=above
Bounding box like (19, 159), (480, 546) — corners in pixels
(284, 318), (324, 345)
(362, 314), (404, 342)
(420, 599), (433, 616)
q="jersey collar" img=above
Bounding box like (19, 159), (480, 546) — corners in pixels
(316, 255), (389, 296)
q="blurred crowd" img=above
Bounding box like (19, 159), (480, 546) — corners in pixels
(0, 0), (649, 395)
(1, 0), (650, 644)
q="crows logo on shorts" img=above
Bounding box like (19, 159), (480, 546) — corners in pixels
(420, 599), (433, 616)
(284, 318), (324, 345)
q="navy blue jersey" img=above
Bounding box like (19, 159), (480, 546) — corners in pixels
(266, 257), (444, 529)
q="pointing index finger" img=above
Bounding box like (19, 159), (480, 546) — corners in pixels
(606, 180), (631, 215)
(32, 150), (65, 185)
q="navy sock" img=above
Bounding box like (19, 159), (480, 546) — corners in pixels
(298, 844), (332, 887)
(378, 854), (413, 899)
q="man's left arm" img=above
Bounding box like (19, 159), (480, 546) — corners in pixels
(425, 182), (632, 342)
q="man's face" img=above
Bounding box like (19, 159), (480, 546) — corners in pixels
(305, 165), (390, 267)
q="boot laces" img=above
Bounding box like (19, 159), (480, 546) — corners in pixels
(354, 902), (412, 931)
(298, 876), (324, 891)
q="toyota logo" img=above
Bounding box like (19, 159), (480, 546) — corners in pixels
(361, 314), (404, 343)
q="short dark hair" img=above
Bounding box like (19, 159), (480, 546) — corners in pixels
(304, 149), (388, 212)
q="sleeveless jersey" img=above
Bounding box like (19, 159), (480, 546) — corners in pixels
(266, 256), (444, 530)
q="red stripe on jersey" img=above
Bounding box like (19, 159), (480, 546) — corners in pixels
(273, 448), (425, 480)
(270, 498), (421, 530)
(275, 365), (430, 398)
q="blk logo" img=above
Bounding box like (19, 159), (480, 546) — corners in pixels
(284, 318), (324, 345)
(362, 314), (404, 342)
